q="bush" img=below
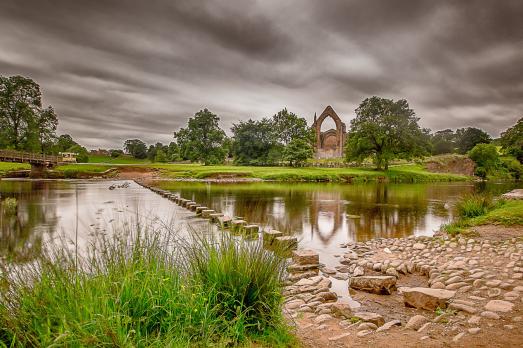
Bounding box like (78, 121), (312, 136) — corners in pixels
(455, 194), (494, 218)
(501, 157), (523, 179)
(468, 143), (499, 178)
(0, 228), (292, 347)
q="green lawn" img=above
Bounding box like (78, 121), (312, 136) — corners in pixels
(152, 163), (469, 183)
(88, 155), (151, 164)
(0, 162), (30, 175)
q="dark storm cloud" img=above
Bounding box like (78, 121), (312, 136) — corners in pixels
(1, 0), (522, 148)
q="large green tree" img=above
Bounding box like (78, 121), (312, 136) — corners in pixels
(0, 75), (58, 152)
(231, 118), (278, 165)
(174, 109), (227, 165)
(430, 129), (456, 155)
(345, 96), (429, 170)
(455, 127), (491, 154)
(500, 117), (523, 163)
(124, 139), (148, 159)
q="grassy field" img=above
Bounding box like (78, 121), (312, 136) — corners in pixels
(0, 162), (30, 175)
(0, 229), (294, 347)
(152, 163), (470, 183)
(443, 194), (523, 235)
(1, 160), (470, 182)
(88, 155), (151, 164)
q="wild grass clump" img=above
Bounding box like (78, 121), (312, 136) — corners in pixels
(0, 226), (293, 347)
(455, 194), (495, 218)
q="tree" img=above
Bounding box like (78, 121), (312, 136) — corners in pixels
(231, 118), (278, 165)
(0, 75), (57, 152)
(68, 144), (89, 163)
(173, 109), (227, 165)
(500, 117), (523, 163)
(430, 129), (456, 155)
(124, 139), (147, 159)
(272, 108), (311, 145)
(284, 138), (314, 167)
(344, 96), (429, 170)
(468, 143), (499, 179)
(55, 134), (77, 153)
(455, 127), (491, 154)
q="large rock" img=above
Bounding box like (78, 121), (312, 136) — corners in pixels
(350, 276), (397, 295)
(330, 303), (356, 319)
(353, 312), (385, 327)
(292, 249), (319, 265)
(402, 287), (455, 310)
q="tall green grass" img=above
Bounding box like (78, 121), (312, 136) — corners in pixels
(0, 226), (293, 347)
(455, 194), (495, 218)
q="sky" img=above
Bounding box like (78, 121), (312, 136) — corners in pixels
(1, 0), (522, 149)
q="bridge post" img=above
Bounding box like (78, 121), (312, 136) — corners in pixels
(30, 163), (47, 178)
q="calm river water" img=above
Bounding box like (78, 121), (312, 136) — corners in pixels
(2, 179), (520, 266)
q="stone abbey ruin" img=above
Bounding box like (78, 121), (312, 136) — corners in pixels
(311, 106), (347, 159)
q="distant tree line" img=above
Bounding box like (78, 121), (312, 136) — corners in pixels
(0, 75), (89, 162)
(2, 75), (521, 176)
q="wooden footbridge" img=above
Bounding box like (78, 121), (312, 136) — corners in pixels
(0, 150), (71, 176)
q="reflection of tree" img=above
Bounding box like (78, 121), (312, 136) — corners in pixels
(0, 181), (58, 263)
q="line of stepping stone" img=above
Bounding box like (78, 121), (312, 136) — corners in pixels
(134, 180), (299, 251)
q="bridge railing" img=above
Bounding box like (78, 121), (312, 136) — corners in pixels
(0, 149), (61, 164)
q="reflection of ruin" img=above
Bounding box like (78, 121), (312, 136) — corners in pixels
(308, 191), (345, 244)
(312, 106), (347, 159)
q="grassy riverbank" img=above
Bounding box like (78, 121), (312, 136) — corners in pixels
(0, 162), (30, 176)
(152, 163), (469, 182)
(0, 230), (294, 347)
(443, 194), (523, 235)
(1, 160), (470, 182)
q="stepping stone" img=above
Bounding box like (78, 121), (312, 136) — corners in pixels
(243, 224), (259, 234)
(230, 219), (246, 232)
(195, 206), (209, 215)
(209, 213), (224, 222)
(273, 236), (298, 251)
(217, 215), (232, 228)
(201, 209), (215, 218)
(293, 249), (319, 265)
(263, 230), (283, 245)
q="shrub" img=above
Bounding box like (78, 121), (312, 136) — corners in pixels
(0, 227), (292, 347)
(455, 194), (494, 218)
(468, 143), (500, 178)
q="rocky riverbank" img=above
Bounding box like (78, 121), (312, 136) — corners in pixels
(284, 233), (523, 347)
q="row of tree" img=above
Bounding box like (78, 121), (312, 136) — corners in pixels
(0, 75), (89, 161)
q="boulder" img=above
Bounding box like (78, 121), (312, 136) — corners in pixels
(402, 287), (455, 310)
(353, 312), (385, 327)
(350, 276), (397, 295)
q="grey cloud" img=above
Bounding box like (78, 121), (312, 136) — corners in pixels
(0, 0), (522, 149)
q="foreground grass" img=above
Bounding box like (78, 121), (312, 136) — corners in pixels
(0, 229), (294, 347)
(152, 163), (469, 183)
(443, 194), (523, 235)
(0, 162), (30, 175)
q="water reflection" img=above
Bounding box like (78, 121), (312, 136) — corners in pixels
(157, 181), (521, 246)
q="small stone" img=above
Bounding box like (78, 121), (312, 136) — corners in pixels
(328, 332), (351, 341)
(405, 315), (428, 330)
(330, 303), (355, 319)
(353, 312), (385, 327)
(358, 322), (378, 331)
(376, 320), (401, 332)
(353, 266), (365, 276)
(413, 243), (426, 250)
(484, 300), (514, 313)
(313, 314), (333, 324)
(453, 332), (465, 342)
(468, 328), (481, 334)
(357, 330), (373, 337)
(480, 311), (500, 319)
(468, 316), (481, 325)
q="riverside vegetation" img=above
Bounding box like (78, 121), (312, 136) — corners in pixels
(0, 227), (295, 347)
(443, 194), (523, 235)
